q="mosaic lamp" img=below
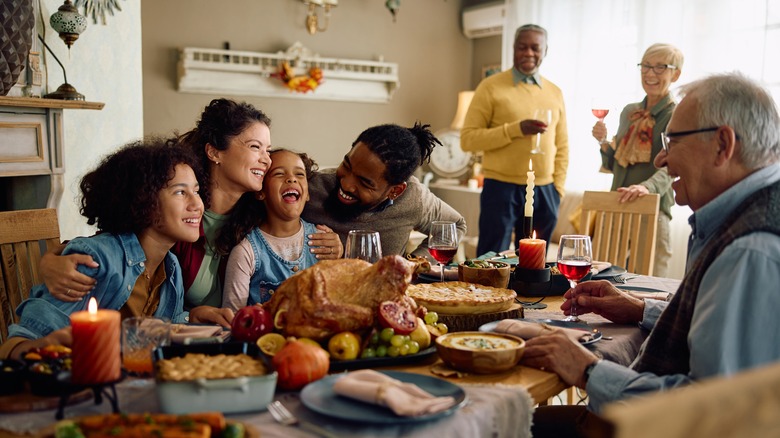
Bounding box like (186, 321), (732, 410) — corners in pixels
(49, 0), (87, 49)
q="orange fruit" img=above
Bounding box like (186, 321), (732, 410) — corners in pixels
(257, 333), (287, 356)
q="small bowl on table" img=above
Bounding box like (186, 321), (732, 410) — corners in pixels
(458, 260), (512, 289)
(435, 331), (526, 374)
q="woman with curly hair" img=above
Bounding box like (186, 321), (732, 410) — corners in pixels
(0, 139), (230, 361)
(41, 99), (342, 311)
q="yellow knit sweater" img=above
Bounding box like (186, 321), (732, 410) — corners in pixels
(461, 69), (569, 195)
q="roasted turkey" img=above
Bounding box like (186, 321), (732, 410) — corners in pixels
(264, 255), (416, 340)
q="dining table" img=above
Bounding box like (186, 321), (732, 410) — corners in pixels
(0, 271), (681, 438)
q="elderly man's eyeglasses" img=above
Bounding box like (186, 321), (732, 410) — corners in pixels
(637, 63), (677, 74)
(661, 127), (720, 152)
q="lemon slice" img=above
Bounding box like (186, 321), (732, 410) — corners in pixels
(257, 333), (287, 356)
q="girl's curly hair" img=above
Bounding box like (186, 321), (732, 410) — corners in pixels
(79, 138), (202, 234)
(215, 148), (318, 256)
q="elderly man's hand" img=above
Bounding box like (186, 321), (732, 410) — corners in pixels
(561, 280), (645, 324)
(522, 331), (600, 389)
(520, 119), (548, 136)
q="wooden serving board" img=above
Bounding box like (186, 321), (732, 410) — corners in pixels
(0, 388), (92, 414)
(438, 303), (523, 332)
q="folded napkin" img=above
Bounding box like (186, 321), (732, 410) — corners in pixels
(332, 369), (456, 417)
(170, 324), (227, 344)
(494, 319), (595, 344)
(428, 265), (459, 281)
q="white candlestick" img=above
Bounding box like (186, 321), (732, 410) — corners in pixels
(525, 159), (535, 217)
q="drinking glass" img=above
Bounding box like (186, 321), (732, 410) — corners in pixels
(428, 221), (459, 282)
(121, 316), (171, 376)
(557, 235), (592, 322)
(345, 230), (383, 263)
(531, 109), (552, 155)
(591, 98), (610, 122)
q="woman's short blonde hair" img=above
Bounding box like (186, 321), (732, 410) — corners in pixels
(642, 43), (684, 70)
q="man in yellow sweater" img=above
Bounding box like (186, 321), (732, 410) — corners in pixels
(462, 24), (569, 255)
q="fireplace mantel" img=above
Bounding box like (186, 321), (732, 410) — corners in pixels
(0, 97), (104, 212)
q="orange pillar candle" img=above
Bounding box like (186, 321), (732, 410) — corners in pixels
(518, 232), (546, 270)
(70, 297), (121, 385)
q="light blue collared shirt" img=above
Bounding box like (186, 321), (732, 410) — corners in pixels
(512, 67), (542, 87)
(587, 163), (780, 412)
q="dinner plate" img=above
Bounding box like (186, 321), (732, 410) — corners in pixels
(615, 285), (665, 293)
(300, 371), (467, 424)
(591, 265), (627, 280)
(328, 346), (437, 372)
(478, 318), (603, 345)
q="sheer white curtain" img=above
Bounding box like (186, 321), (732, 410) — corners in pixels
(501, 0), (779, 279)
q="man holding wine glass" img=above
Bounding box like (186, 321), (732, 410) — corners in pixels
(527, 73), (780, 437)
(591, 43), (684, 277)
(462, 23), (569, 255)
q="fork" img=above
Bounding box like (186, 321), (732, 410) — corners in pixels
(613, 274), (640, 284)
(268, 401), (338, 438)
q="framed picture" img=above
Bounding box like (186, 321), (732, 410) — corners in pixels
(482, 64), (501, 79)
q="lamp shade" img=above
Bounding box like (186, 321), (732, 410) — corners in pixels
(450, 91), (475, 130)
(49, 0), (87, 48)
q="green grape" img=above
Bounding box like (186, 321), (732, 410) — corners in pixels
(435, 322), (449, 334)
(424, 311), (439, 325)
(408, 341), (420, 354)
(379, 327), (395, 343)
(403, 335), (411, 343)
(369, 332), (380, 346)
(399, 343), (411, 356)
(390, 334), (405, 348)
(360, 347), (376, 359)
(387, 345), (401, 357)
(376, 345), (388, 357)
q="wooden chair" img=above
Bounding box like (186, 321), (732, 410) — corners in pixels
(0, 209), (60, 343)
(580, 191), (660, 276)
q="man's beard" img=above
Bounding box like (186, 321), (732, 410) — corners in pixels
(324, 187), (369, 221)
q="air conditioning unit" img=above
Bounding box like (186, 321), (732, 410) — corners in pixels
(462, 2), (505, 39)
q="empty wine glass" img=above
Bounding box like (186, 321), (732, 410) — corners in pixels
(557, 235), (592, 322)
(345, 230), (382, 263)
(531, 109), (552, 155)
(428, 221), (459, 282)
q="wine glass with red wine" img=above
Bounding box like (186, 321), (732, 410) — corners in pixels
(428, 221), (459, 282)
(557, 235), (593, 322)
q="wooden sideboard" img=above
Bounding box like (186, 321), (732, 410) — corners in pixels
(0, 96), (103, 211)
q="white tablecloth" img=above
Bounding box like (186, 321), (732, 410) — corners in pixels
(0, 379), (535, 438)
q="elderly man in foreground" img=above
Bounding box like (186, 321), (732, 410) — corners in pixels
(525, 72), (780, 437)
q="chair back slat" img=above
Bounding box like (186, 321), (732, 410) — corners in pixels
(580, 192), (660, 276)
(0, 209), (60, 343)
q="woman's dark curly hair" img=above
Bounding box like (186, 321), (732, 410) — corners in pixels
(176, 98), (271, 208)
(215, 148), (319, 256)
(79, 138), (202, 235)
(352, 122), (440, 185)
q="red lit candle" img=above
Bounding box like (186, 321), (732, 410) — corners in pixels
(518, 231), (546, 270)
(70, 298), (121, 385)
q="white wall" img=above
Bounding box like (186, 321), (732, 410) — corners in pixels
(41, 0), (144, 239)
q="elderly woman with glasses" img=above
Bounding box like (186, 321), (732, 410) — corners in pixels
(591, 43), (683, 277)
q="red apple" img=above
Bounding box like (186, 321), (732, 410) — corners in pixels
(231, 305), (272, 343)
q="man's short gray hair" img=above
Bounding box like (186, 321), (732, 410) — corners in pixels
(514, 24), (548, 44)
(680, 72), (780, 169)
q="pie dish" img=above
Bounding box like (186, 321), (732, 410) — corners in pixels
(406, 281), (517, 315)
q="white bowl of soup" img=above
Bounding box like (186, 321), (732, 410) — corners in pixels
(435, 331), (525, 374)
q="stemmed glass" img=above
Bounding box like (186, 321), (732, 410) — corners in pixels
(591, 98), (610, 144)
(531, 109), (552, 155)
(345, 230), (383, 263)
(428, 221), (459, 282)
(557, 235), (592, 322)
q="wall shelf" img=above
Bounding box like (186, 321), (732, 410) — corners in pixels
(177, 42), (400, 103)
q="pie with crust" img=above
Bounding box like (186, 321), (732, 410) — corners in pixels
(406, 281), (517, 315)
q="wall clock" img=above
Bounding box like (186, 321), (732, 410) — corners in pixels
(429, 129), (473, 179)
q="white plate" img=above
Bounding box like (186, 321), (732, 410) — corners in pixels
(479, 319), (603, 345)
(300, 371), (467, 424)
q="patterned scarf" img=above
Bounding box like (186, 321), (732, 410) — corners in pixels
(614, 108), (654, 167)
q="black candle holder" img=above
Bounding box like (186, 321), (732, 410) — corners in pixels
(55, 371), (125, 420)
(511, 266), (554, 307)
